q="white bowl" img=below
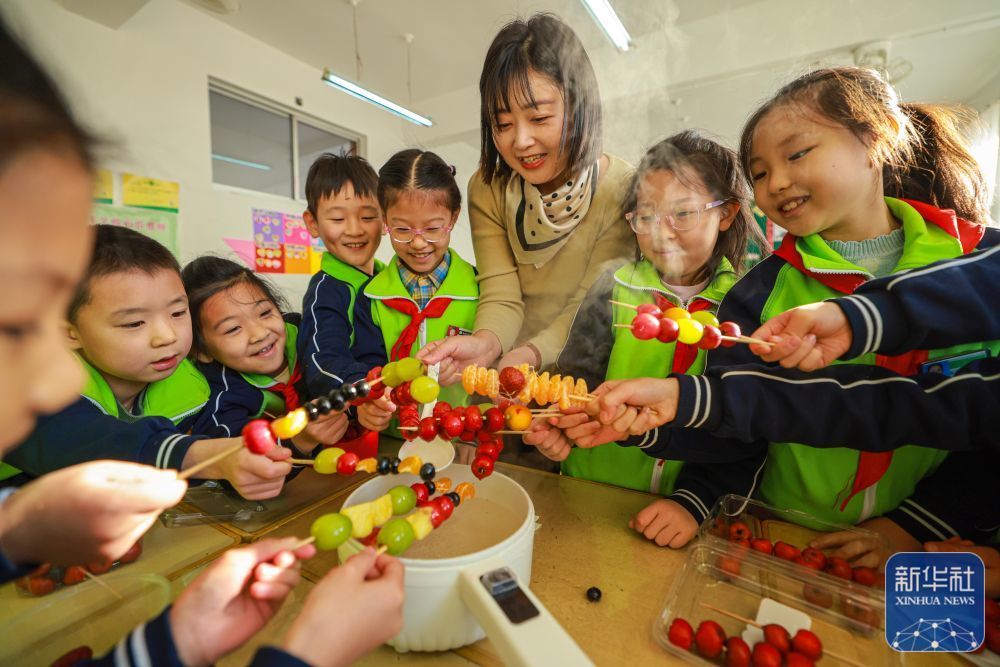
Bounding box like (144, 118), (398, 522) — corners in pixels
(338, 464), (535, 652)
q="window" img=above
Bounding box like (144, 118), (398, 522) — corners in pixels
(208, 82), (362, 200)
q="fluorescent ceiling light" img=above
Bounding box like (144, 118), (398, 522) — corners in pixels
(580, 0), (632, 52)
(321, 69), (433, 127)
(212, 153), (272, 171)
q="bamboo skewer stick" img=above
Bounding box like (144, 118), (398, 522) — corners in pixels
(178, 442), (243, 480)
(699, 602), (863, 667)
(84, 570), (123, 599)
(609, 299), (638, 310)
(288, 458), (314, 466)
(291, 534), (387, 556)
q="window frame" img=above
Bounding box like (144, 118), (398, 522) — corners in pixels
(208, 78), (366, 203)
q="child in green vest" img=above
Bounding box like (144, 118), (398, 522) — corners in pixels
(526, 132), (768, 548)
(558, 67), (999, 568)
(300, 154), (387, 399)
(353, 149), (478, 433)
(183, 256), (350, 448)
(8, 226), (293, 500)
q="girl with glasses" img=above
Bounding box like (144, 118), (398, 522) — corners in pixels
(524, 131), (767, 549)
(352, 149), (480, 434)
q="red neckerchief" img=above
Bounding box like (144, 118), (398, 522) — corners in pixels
(773, 200), (983, 511)
(651, 294), (713, 374)
(269, 361), (303, 411)
(382, 297), (453, 361)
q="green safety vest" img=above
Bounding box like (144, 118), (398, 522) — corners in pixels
(562, 258), (737, 493)
(0, 355), (211, 480)
(320, 252), (386, 347)
(77, 354), (211, 422)
(238, 321), (299, 417)
(365, 252), (478, 430)
(759, 198), (1000, 527)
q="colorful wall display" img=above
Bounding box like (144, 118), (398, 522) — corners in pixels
(92, 204), (178, 255)
(252, 208), (321, 274)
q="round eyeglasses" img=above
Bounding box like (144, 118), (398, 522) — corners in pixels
(625, 199), (728, 234)
(386, 225), (452, 244)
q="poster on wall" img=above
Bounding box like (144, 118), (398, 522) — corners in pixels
(92, 204), (178, 255)
(252, 208), (318, 275)
(122, 173), (180, 212)
(93, 169), (113, 203)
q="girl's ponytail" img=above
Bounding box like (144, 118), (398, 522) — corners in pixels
(886, 103), (991, 225)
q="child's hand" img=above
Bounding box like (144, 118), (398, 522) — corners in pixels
(185, 438), (292, 500)
(0, 461), (186, 566)
(295, 412), (349, 452)
(170, 537), (315, 667)
(751, 302), (853, 371)
(522, 417), (574, 461)
(282, 547), (405, 667)
(588, 379), (679, 430)
(809, 516), (920, 570)
(357, 395), (395, 432)
(926, 539), (1000, 598)
(630, 499), (698, 548)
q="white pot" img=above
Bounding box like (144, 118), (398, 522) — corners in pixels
(338, 465), (592, 666)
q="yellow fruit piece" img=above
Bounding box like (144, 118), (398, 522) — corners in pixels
(340, 503), (375, 538)
(461, 365), (478, 395)
(691, 311), (720, 328)
(435, 477), (452, 493)
(574, 377), (589, 398)
(371, 494), (394, 526)
(356, 457), (377, 473)
(397, 456), (422, 474)
(534, 372), (550, 404)
(406, 507), (434, 540)
(504, 405), (532, 431)
(485, 369), (500, 398)
(677, 319), (705, 345)
(517, 374), (535, 404)
(455, 482), (476, 501)
(314, 447), (344, 474)
(665, 307), (692, 322)
(547, 374), (561, 404)
(271, 408), (308, 439)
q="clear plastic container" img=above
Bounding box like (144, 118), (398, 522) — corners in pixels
(0, 572), (171, 665)
(700, 494), (888, 590)
(655, 541), (901, 665)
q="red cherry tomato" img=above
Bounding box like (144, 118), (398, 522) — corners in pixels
(434, 495), (455, 521)
(471, 455), (495, 479)
(464, 406), (484, 432)
(636, 303), (662, 317)
(719, 321), (741, 347)
(242, 419), (276, 455)
(667, 617), (693, 650)
(728, 520), (751, 541)
(657, 317), (680, 343)
(484, 408), (505, 433)
(698, 324), (723, 350)
(432, 401), (453, 419)
(476, 443), (500, 460)
(631, 313), (661, 340)
(410, 483), (429, 503)
(336, 451), (359, 475)
(694, 620), (725, 659)
(418, 417), (438, 441)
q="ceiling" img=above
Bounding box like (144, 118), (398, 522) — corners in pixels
(180, 0), (1000, 155)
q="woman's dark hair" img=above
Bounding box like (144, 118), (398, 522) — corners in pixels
(739, 66), (989, 225)
(0, 13), (96, 172)
(629, 131), (768, 278)
(181, 256), (290, 358)
(378, 149), (461, 214)
(478, 13), (602, 185)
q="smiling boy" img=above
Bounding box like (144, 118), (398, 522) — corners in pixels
(299, 154), (386, 398)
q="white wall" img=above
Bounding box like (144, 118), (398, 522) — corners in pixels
(3, 0), (483, 306)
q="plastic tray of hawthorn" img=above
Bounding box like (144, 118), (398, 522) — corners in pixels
(655, 541), (900, 666)
(699, 495), (889, 596)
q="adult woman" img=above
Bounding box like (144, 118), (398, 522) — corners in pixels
(421, 13), (635, 382)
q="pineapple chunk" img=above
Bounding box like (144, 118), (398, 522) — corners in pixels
(340, 503), (375, 538)
(371, 494), (394, 526)
(405, 507), (434, 540)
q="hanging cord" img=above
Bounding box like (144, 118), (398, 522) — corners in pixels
(404, 33), (414, 104)
(352, 0), (362, 81)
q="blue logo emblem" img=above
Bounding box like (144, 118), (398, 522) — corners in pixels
(886, 552), (985, 652)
